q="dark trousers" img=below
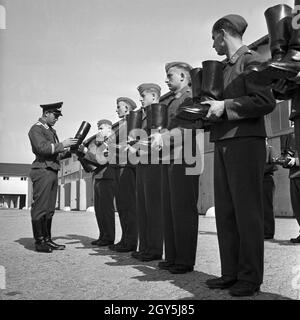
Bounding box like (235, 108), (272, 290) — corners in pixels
(115, 166), (137, 247)
(136, 164), (163, 255)
(290, 178), (300, 227)
(214, 137), (265, 285)
(161, 164), (199, 267)
(94, 178), (116, 242)
(30, 168), (58, 221)
(263, 174), (275, 237)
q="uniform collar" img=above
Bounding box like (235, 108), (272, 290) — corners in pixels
(226, 45), (250, 65)
(174, 85), (191, 99)
(38, 118), (50, 129)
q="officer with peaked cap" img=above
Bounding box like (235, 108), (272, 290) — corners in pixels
(78, 119), (119, 246)
(203, 14), (276, 296)
(28, 102), (78, 252)
(130, 83), (164, 261)
(108, 97), (138, 252)
(151, 62), (202, 274)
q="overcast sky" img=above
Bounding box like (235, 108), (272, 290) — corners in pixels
(0, 0), (295, 164)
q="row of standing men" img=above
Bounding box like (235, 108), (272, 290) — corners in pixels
(28, 9), (300, 297)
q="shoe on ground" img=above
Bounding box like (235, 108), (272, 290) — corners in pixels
(168, 264), (194, 274)
(45, 239), (65, 250)
(157, 260), (175, 270)
(108, 242), (123, 251)
(229, 280), (260, 297)
(91, 239), (101, 245)
(290, 235), (300, 244)
(97, 239), (114, 247)
(131, 251), (145, 259)
(264, 235), (274, 240)
(35, 240), (52, 253)
(114, 245), (136, 253)
(139, 253), (162, 262)
(206, 276), (237, 289)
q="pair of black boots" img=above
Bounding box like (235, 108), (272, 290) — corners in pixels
(249, 1), (300, 83)
(32, 217), (65, 253)
(176, 61), (224, 122)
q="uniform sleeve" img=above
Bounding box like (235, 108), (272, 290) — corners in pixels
(224, 54), (276, 121)
(28, 125), (65, 155)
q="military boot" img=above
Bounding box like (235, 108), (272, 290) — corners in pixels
(177, 61), (224, 121)
(44, 217), (65, 250)
(269, 0), (300, 77)
(32, 220), (52, 253)
(247, 4), (294, 84)
(176, 67), (203, 121)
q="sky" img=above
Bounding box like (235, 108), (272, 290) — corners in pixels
(0, 0), (295, 164)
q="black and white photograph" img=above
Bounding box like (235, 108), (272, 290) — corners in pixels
(0, 0), (300, 306)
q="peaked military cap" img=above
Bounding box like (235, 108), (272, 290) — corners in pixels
(137, 83), (161, 95)
(165, 61), (193, 73)
(97, 119), (113, 127)
(116, 97), (137, 110)
(40, 101), (63, 116)
(219, 14), (248, 35)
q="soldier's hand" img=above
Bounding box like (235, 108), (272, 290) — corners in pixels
(283, 157), (296, 168)
(203, 100), (225, 120)
(150, 132), (163, 150)
(62, 138), (78, 148)
(78, 144), (88, 154)
(288, 71), (300, 84)
(272, 79), (290, 93)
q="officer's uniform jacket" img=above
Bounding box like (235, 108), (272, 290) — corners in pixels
(28, 118), (68, 171)
(210, 45), (276, 142)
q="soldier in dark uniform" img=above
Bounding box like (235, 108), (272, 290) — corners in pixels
(78, 119), (117, 246)
(28, 102), (78, 253)
(280, 129), (300, 243)
(203, 15), (276, 296)
(130, 83), (164, 262)
(108, 97), (138, 252)
(263, 139), (278, 240)
(151, 62), (202, 274)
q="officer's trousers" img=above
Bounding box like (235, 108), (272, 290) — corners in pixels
(214, 137), (265, 285)
(136, 164), (163, 255)
(290, 178), (300, 227)
(115, 166), (137, 247)
(263, 174), (275, 237)
(30, 168), (58, 221)
(161, 164), (199, 267)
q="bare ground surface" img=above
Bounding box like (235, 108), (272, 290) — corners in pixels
(0, 209), (299, 300)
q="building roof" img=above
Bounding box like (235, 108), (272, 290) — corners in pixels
(0, 163), (31, 177)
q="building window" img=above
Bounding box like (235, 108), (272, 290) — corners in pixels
(65, 159), (69, 166)
(3, 177), (9, 180)
(21, 177), (27, 181)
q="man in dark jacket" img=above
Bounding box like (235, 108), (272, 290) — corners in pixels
(203, 15), (276, 296)
(28, 102), (78, 253)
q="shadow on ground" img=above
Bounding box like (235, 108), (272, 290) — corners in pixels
(14, 233), (294, 300)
